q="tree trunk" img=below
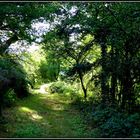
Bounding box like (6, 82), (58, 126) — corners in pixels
(118, 81), (123, 107)
(121, 69), (134, 112)
(101, 42), (109, 104)
(110, 74), (117, 103)
(0, 92), (3, 117)
(78, 70), (87, 99)
(110, 46), (118, 104)
(121, 46), (135, 112)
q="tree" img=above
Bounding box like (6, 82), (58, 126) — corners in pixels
(42, 2), (140, 112)
(0, 2), (61, 117)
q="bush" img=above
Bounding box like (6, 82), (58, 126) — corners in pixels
(49, 81), (76, 95)
(39, 60), (60, 83)
(3, 89), (17, 107)
(0, 57), (31, 118)
(82, 105), (140, 138)
(73, 97), (140, 138)
(97, 112), (140, 138)
(48, 81), (80, 101)
(49, 81), (66, 94)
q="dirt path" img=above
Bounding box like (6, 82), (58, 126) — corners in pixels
(1, 92), (92, 138)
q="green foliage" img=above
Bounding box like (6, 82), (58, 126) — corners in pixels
(42, 2), (140, 111)
(0, 2), (140, 138)
(48, 81), (76, 95)
(0, 57), (30, 99)
(95, 111), (140, 138)
(39, 59), (60, 83)
(14, 123), (43, 138)
(48, 81), (64, 94)
(1, 93), (93, 138)
(66, 62), (93, 78)
(76, 102), (140, 138)
(3, 89), (17, 107)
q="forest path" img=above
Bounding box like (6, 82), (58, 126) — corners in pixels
(1, 91), (92, 138)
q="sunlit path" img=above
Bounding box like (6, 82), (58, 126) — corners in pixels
(37, 84), (51, 94)
(1, 91), (92, 138)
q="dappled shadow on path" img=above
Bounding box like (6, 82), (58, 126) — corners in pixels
(1, 92), (91, 138)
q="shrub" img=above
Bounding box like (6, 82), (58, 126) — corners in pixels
(39, 60), (60, 83)
(85, 105), (140, 138)
(97, 112), (140, 138)
(3, 89), (17, 107)
(73, 98), (140, 138)
(48, 81), (76, 95)
(0, 58), (30, 98)
(48, 81), (66, 94)
(0, 58), (31, 117)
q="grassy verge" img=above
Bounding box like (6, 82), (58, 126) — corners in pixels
(0, 92), (93, 138)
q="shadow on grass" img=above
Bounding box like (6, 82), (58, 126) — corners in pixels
(1, 93), (91, 138)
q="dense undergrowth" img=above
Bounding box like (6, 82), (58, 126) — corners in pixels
(48, 81), (140, 138)
(72, 97), (140, 138)
(0, 80), (140, 138)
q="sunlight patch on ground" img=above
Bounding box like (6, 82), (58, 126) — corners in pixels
(1, 91), (92, 138)
(51, 104), (65, 111)
(19, 107), (33, 112)
(30, 112), (43, 121)
(19, 107), (43, 121)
